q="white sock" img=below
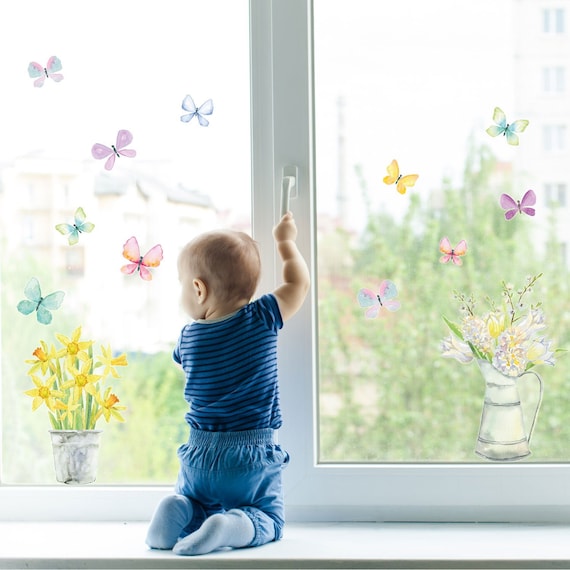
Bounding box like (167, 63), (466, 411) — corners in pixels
(146, 494), (194, 550)
(173, 509), (255, 556)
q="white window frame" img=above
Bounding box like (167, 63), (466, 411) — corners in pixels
(2, 0), (570, 524)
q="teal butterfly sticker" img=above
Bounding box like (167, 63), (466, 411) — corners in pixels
(17, 278), (65, 325)
(486, 107), (529, 146)
(55, 207), (95, 245)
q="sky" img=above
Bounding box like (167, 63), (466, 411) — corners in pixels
(0, 0), (515, 227)
(313, 0), (516, 227)
(0, 0), (251, 215)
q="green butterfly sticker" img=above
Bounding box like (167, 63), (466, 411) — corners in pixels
(55, 207), (95, 245)
(486, 106), (529, 146)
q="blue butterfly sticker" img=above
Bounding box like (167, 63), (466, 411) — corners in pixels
(180, 94), (214, 126)
(17, 277), (65, 325)
(55, 207), (95, 245)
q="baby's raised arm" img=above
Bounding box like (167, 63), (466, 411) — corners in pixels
(272, 212), (310, 322)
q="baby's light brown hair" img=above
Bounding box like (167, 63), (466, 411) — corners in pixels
(178, 230), (261, 304)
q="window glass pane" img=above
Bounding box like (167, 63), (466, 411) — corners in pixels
(315, 0), (570, 463)
(0, 0), (250, 484)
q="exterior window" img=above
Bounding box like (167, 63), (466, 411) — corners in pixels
(542, 66), (566, 93)
(543, 7), (565, 34)
(545, 183), (567, 207)
(543, 125), (567, 151)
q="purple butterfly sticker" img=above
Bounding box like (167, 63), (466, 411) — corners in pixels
(91, 130), (137, 171)
(357, 280), (401, 319)
(500, 189), (536, 220)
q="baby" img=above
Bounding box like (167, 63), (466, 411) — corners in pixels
(145, 212), (310, 556)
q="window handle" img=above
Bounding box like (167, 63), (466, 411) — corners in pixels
(281, 165), (298, 216)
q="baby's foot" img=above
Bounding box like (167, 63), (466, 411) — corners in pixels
(173, 509), (254, 556)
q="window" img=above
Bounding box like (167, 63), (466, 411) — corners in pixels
(0, 0), (251, 491)
(543, 124), (567, 151)
(543, 7), (565, 34)
(542, 66), (566, 93)
(545, 183), (567, 207)
(278, 0), (570, 523)
(3, 0), (570, 525)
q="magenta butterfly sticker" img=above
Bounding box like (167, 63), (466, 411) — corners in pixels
(28, 56), (63, 87)
(181, 95), (214, 126)
(439, 237), (467, 266)
(500, 189), (536, 220)
(357, 280), (401, 318)
(91, 130), (136, 170)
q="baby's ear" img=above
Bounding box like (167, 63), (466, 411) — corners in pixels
(193, 278), (208, 304)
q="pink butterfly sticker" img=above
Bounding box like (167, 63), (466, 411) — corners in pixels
(121, 236), (163, 281)
(91, 130), (136, 170)
(439, 237), (467, 266)
(28, 56), (63, 87)
(357, 280), (401, 319)
(500, 189), (536, 220)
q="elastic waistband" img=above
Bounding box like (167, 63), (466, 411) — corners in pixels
(188, 428), (275, 447)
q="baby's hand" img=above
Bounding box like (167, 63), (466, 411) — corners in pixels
(273, 212), (298, 243)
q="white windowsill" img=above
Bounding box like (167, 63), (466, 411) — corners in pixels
(1, 522), (569, 569)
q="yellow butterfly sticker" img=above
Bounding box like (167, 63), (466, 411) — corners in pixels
(383, 159), (419, 195)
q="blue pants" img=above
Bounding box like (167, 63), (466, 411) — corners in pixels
(172, 428), (289, 547)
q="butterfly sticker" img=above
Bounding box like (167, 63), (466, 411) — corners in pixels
(121, 236), (163, 281)
(180, 95), (214, 126)
(55, 207), (95, 245)
(357, 280), (401, 319)
(91, 130), (137, 170)
(500, 189), (536, 220)
(383, 159), (419, 195)
(28, 56), (64, 87)
(17, 277), (65, 325)
(485, 107), (529, 146)
(439, 237), (468, 266)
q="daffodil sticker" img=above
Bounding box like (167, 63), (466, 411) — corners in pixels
(24, 327), (128, 431)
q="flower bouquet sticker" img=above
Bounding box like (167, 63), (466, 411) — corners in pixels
(441, 274), (563, 461)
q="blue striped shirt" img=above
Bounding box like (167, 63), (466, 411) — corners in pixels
(173, 294), (284, 431)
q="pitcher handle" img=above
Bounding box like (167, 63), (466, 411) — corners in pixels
(520, 369), (543, 444)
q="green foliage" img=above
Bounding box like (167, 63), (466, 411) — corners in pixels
(318, 142), (570, 462)
(96, 351), (187, 483)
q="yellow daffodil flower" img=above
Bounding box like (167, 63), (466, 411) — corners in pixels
(24, 374), (64, 411)
(54, 399), (79, 424)
(60, 359), (101, 403)
(97, 345), (128, 378)
(25, 341), (58, 375)
(94, 388), (127, 423)
(55, 326), (93, 366)
(25, 327), (128, 430)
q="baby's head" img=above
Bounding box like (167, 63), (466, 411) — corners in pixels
(178, 230), (261, 315)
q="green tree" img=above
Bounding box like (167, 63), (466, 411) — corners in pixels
(318, 142), (570, 462)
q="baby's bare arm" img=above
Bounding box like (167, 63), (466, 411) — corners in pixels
(272, 212), (310, 322)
